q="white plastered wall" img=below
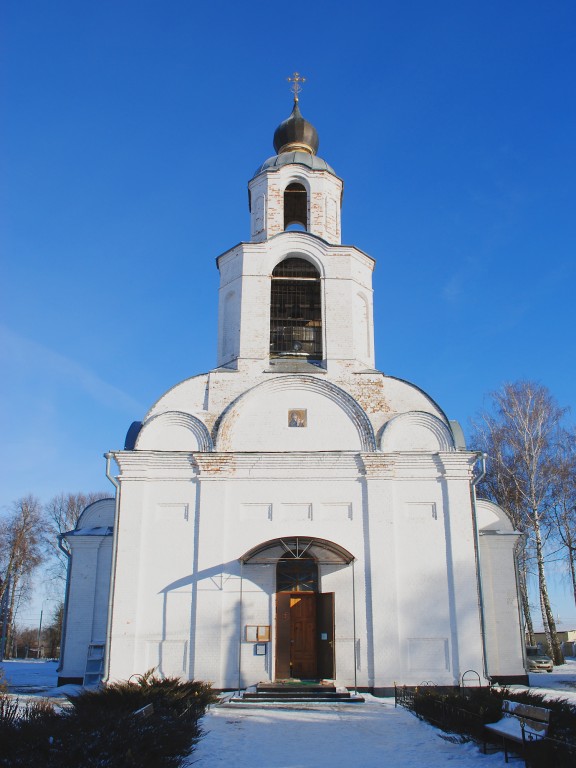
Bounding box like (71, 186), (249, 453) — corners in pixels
(59, 498), (115, 682)
(108, 448), (498, 690)
(370, 455), (484, 687)
(108, 449), (371, 689)
(477, 499), (525, 678)
(107, 474), (199, 682)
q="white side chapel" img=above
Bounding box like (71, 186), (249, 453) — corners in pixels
(59, 83), (527, 693)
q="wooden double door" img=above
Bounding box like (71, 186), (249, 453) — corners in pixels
(275, 592), (335, 680)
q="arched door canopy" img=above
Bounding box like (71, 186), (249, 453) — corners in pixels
(240, 536), (355, 565)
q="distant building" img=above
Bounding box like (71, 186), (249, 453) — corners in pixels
(531, 629), (576, 656)
(59, 93), (527, 693)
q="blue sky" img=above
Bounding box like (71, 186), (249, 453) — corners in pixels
(2, 1), (575, 626)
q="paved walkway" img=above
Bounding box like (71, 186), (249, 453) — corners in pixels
(191, 697), (508, 768)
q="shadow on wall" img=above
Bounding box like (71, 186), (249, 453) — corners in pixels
(157, 554), (492, 688)
(153, 503), (521, 688)
(159, 559), (239, 681)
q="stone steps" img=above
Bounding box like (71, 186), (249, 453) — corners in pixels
(230, 681), (364, 704)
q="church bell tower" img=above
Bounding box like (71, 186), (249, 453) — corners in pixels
(216, 76), (376, 376)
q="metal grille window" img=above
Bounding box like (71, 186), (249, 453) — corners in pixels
(277, 555), (318, 593)
(270, 258), (322, 359)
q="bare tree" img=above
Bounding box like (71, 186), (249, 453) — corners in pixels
(0, 496), (49, 655)
(471, 381), (568, 665)
(548, 430), (576, 606)
(45, 491), (109, 580)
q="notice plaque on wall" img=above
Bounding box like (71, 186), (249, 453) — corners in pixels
(245, 625), (270, 642)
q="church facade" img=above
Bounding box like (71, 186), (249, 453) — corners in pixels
(59, 95), (527, 694)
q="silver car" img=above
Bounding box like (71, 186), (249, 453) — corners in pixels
(526, 646), (553, 673)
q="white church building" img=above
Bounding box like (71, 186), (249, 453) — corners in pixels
(58, 92), (527, 694)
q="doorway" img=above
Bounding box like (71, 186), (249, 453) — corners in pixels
(239, 537), (355, 686)
(275, 554), (335, 679)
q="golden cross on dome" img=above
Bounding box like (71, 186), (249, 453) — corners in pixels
(287, 72), (306, 102)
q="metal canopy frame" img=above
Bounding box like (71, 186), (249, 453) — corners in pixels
(240, 536), (355, 565)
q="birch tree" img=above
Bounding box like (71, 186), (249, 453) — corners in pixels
(471, 381), (567, 664)
(0, 496), (49, 654)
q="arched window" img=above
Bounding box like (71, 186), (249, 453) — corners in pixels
(277, 555), (318, 593)
(284, 183), (307, 230)
(270, 258), (322, 360)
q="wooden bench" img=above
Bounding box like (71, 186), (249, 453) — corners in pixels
(484, 700), (551, 764)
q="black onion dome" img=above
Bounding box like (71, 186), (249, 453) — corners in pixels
(273, 101), (319, 155)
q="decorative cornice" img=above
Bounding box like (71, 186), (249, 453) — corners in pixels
(194, 451), (365, 480)
(112, 449), (477, 483)
(359, 454), (395, 479)
(377, 452), (473, 481)
(215, 234), (374, 271)
(114, 450), (366, 481)
(436, 451), (476, 480)
(113, 451), (198, 482)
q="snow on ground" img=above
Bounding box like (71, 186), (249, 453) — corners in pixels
(192, 662), (576, 768)
(0, 659), (59, 693)
(191, 696), (507, 768)
(2, 659), (576, 766)
(522, 658), (576, 706)
(0, 659), (81, 702)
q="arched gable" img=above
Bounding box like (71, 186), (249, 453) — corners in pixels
(215, 375), (376, 452)
(136, 411), (213, 452)
(476, 499), (516, 533)
(379, 411), (455, 452)
(76, 498), (115, 530)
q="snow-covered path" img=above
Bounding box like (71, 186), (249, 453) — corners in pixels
(191, 697), (508, 768)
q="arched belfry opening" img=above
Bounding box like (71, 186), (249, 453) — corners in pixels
(284, 183), (308, 231)
(270, 257), (322, 360)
